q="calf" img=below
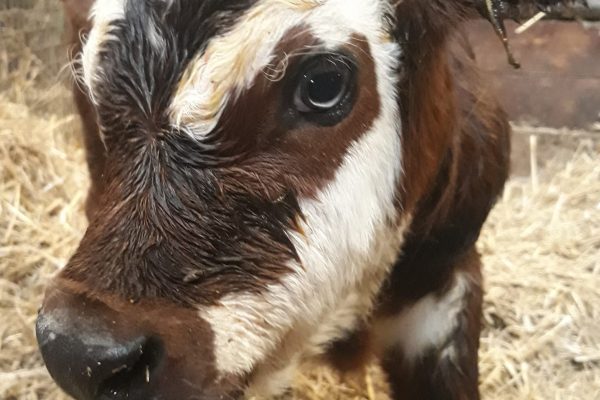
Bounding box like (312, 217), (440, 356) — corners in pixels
(36, 1), (570, 399)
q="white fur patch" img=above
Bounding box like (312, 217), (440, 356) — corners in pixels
(81, 0), (126, 103)
(373, 273), (470, 361)
(169, 0), (395, 138)
(198, 2), (406, 396)
(169, 1), (313, 136)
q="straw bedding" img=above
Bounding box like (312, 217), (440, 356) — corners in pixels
(1, 75), (599, 399)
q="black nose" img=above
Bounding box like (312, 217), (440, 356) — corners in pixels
(36, 311), (164, 400)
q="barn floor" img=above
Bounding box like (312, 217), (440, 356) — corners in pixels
(1, 72), (599, 399)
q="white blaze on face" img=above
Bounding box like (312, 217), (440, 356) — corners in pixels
(192, 0), (408, 396)
(81, 0), (127, 103)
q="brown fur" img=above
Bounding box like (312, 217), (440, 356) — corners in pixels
(40, 0), (551, 399)
(325, 3), (510, 399)
(380, 250), (483, 400)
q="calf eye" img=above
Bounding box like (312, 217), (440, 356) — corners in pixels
(292, 54), (356, 125)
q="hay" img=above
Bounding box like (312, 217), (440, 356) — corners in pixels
(1, 81), (599, 399)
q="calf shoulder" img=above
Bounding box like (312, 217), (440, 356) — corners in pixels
(377, 28), (510, 316)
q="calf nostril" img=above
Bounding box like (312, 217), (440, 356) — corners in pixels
(97, 337), (164, 400)
(36, 311), (165, 400)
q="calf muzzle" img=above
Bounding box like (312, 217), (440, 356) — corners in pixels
(36, 314), (162, 400)
(35, 280), (242, 400)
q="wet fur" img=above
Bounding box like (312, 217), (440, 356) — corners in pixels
(53, 0), (574, 398)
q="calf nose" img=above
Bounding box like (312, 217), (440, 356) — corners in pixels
(36, 311), (164, 400)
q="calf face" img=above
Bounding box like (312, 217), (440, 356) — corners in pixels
(42, 0), (571, 397)
(39, 1), (411, 398)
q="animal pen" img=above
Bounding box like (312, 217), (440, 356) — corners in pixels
(1, 1), (599, 399)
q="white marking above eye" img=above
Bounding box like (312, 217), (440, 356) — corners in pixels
(168, 0), (394, 139)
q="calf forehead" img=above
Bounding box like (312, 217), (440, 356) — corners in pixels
(82, 0), (394, 133)
(82, 0), (256, 115)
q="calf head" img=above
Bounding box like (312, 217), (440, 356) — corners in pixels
(37, 0), (510, 399)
